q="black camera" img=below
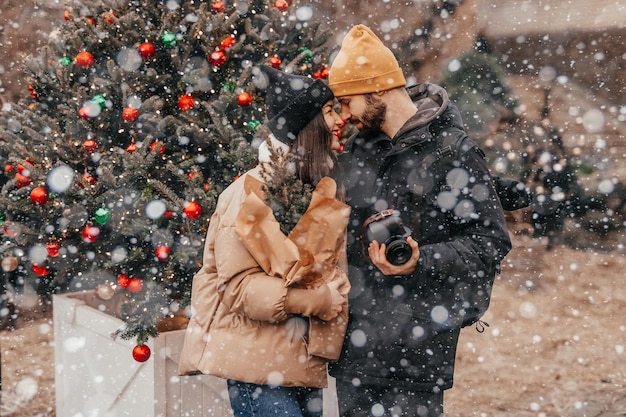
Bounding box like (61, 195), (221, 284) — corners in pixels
(361, 209), (413, 266)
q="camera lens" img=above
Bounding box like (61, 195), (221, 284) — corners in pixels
(386, 239), (412, 265)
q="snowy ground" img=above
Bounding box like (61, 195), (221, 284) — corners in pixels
(1, 232), (625, 417)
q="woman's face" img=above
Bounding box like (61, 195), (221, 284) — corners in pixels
(322, 100), (344, 151)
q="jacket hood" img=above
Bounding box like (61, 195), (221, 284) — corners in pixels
(396, 83), (464, 137)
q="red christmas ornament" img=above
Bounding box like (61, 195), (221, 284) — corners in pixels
(149, 141), (165, 154)
(17, 163), (32, 175)
(122, 107), (139, 122)
(83, 139), (98, 153)
(155, 245), (170, 262)
(78, 107), (91, 119)
(237, 92), (252, 106)
(275, 0), (289, 12)
(117, 274), (131, 288)
(314, 66), (330, 79)
(132, 344), (151, 362)
(46, 240), (60, 257)
(126, 142), (138, 153)
(220, 36), (235, 49)
(64, 10), (70, 21)
(103, 10), (117, 24)
(138, 42), (155, 59)
(183, 201), (202, 220)
(269, 56), (282, 69)
(32, 263), (49, 276)
(211, 1), (226, 13)
(75, 51), (95, 69)
(127, 277), (143, 293)
(4, 164), (13, 173)
(82, 173), (96, 186)
(178, 94), (195, 111)
(30, 187), (49, 205)
(209, 50), (226, 67)
(15, 173), (32, 188)
(86, 16), (95, 25)
(28, 85), (38, 99)
(82, 225), (100, 243)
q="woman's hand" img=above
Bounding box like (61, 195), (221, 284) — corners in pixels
(368, 236), (420, 276)
(317, 279), (348, 321)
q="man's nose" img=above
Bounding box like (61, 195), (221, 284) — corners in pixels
(339, 109), (351, 123)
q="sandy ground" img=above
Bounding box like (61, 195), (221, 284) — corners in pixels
(1, 230), (625, 417)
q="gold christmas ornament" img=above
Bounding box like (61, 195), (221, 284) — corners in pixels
(1, 256), (19, 272)
(96, 282), (116, 300)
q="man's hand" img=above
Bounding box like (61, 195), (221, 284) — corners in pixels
(368, 236), (420, 275)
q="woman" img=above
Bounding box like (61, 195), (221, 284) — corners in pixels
(178, 66), (350, 417)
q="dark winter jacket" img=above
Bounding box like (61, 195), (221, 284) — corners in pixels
(330, 83), (512, 392)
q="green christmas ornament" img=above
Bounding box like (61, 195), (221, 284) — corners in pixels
(222, 82), (235, 91)
(299, 48), (312, 63)
(0, 211), (5, 223)
(94, 207), (111, 225)
(247, 120), (261, 131)
(92, 94), (107, 110)
(59, 57), (72, 66)
(161, 32), (177, 48)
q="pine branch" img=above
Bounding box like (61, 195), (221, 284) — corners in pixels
(257, 127), (313, 235)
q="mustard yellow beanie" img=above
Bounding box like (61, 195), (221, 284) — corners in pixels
(328, 25), (406, 96)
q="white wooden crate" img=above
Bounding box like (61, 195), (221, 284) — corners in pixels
(53, 291), (339, 417)
(53, 291), (233, 417)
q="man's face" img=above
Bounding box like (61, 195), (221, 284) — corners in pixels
(338, 93), (386, 136)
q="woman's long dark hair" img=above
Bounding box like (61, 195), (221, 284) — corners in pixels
(290, 111), (334, 186)
(290, 110), (345, 201)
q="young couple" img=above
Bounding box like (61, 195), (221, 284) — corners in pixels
(179, 24), (512, 417)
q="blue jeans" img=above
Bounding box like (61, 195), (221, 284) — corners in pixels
(228, 380), (323, 417)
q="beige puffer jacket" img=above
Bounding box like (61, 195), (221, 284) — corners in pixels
(178, 164), (351, 388)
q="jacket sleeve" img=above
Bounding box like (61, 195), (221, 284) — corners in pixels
(412, 145), (512, 326)
(213, 222), (330, 323)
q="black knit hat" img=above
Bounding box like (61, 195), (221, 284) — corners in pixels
(258, 66), (334, 144)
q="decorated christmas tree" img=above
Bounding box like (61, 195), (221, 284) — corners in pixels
(0, 0), (331, 355)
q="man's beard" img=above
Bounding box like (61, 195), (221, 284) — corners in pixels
(358, 94), (386, 137)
